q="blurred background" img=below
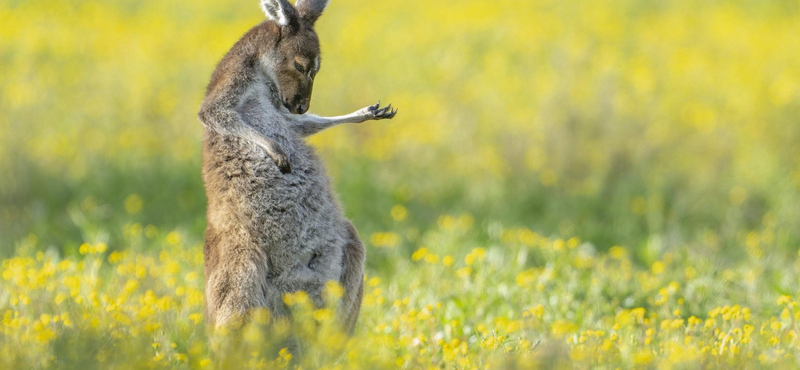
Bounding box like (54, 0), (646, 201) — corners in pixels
(2, 0), (799, 266)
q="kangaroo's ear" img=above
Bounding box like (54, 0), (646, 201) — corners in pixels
(260, 0), (298, 28)
(294, 0), (329, 26)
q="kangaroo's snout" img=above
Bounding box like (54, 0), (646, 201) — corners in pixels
(284, 95), (310, 115)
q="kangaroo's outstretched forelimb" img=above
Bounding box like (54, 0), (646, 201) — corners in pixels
(288, 102), (397, 137)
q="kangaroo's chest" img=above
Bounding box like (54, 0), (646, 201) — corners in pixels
(203, 77), (345, 256)
(203, 121), (341, 239)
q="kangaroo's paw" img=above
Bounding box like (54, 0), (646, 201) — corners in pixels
(269, 147), (292, 174)
(360, 101), (398, 121)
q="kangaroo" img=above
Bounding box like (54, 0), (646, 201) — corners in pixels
(198, 0), (396, 334)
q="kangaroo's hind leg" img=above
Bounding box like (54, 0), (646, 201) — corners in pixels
(205, 233), (288, 329)
(339, 221), (365, 334)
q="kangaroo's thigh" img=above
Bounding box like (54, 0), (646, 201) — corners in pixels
(339, 221), (365, 334)
(205, 240), (285, 328)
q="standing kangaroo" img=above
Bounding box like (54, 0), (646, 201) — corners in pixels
(198, 0), (396, 333)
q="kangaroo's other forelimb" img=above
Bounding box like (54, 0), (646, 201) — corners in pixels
(198, 65), (292, 173)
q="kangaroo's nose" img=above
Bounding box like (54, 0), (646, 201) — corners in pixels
(298, 101), (309, 115)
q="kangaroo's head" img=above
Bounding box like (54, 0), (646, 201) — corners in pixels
(261, 0), (328, 115)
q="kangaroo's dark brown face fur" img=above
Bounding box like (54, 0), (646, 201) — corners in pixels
(275, 27), (320, 114)
(259, 0), (327, 115)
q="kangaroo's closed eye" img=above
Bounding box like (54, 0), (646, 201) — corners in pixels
(295, 62), (305, 73)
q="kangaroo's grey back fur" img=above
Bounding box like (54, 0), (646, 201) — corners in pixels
(198, 0), (397, 333)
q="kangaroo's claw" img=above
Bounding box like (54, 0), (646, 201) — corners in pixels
(364, 101), (398, 120)
(276, 156), (291, 174)
(270, 147), (292, 174)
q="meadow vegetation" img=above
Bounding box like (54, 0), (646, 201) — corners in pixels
(1, 0), (800, 368)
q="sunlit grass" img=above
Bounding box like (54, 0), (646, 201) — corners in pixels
(2, 215), (800, 368)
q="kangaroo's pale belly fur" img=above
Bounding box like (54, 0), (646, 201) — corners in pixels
(202, 78), (352, 326)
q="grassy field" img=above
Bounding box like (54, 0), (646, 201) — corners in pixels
(2, 0), (800, 368)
